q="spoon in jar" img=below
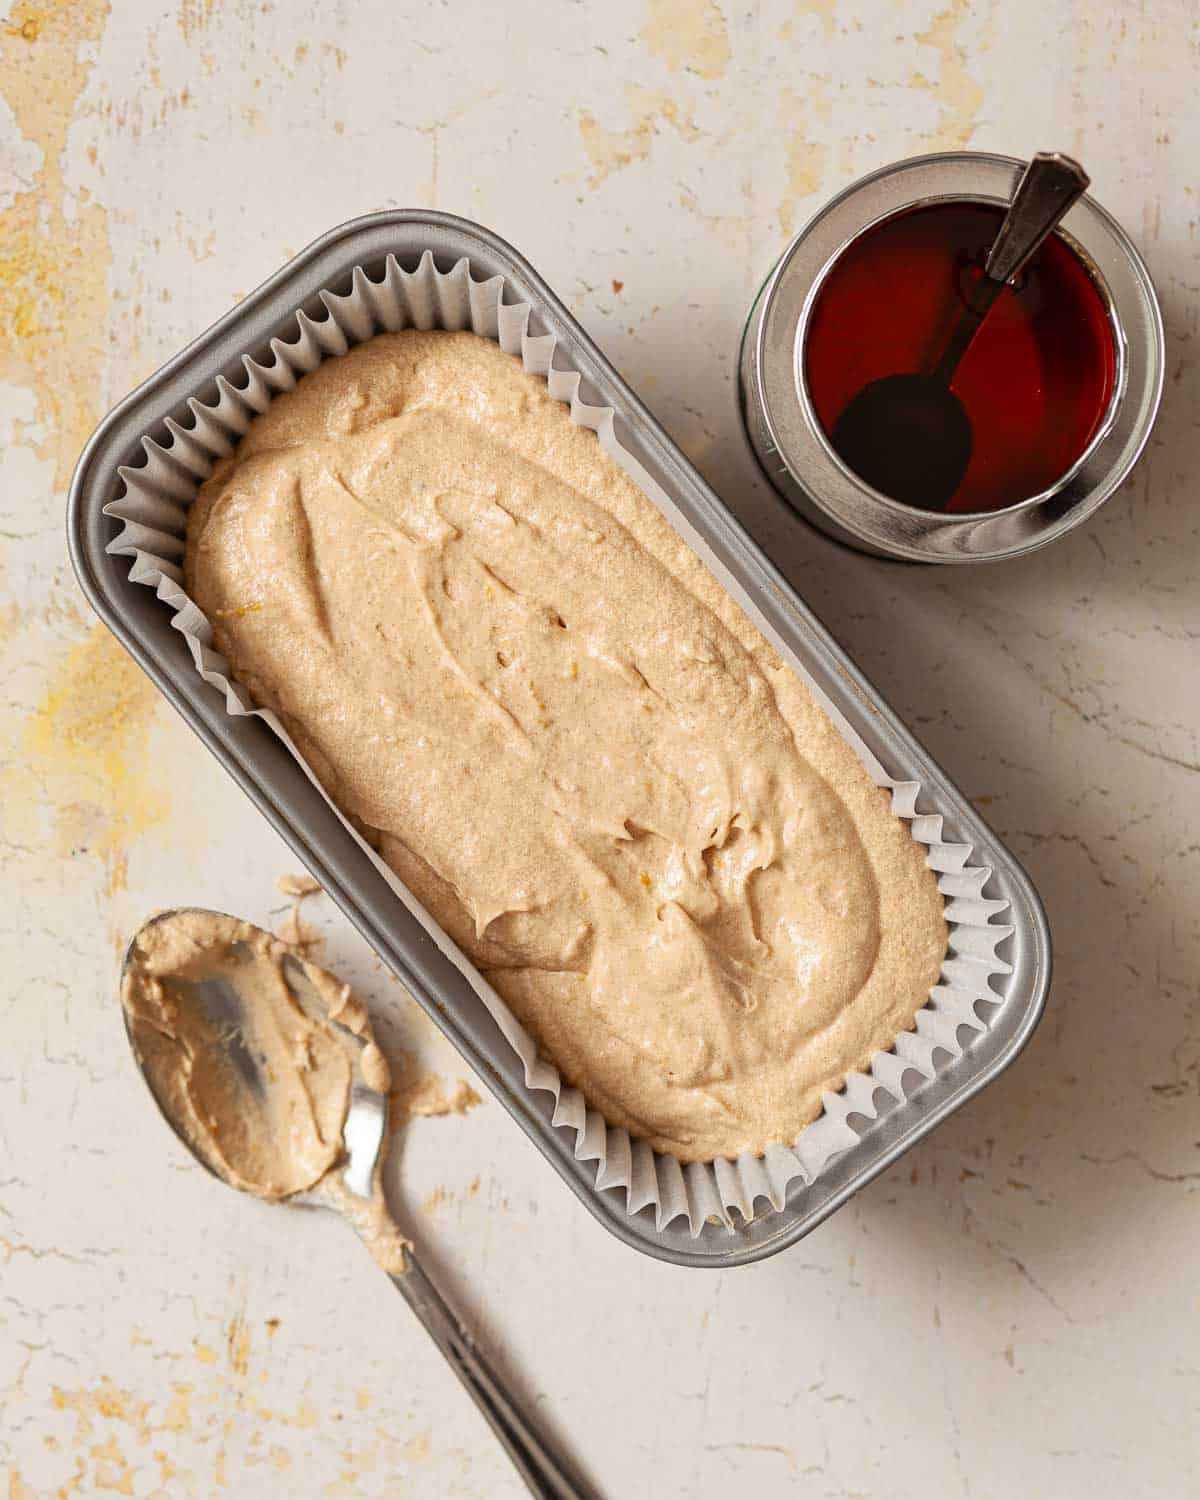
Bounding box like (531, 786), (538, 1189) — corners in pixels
(829, 151), (1091, 512)
(119, 907), (594, 1500)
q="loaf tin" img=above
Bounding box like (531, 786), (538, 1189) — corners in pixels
(68, 210), (1050, 1266)
(739, 151), (1164, 562)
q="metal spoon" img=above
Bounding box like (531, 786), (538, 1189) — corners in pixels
(120, 908), (595, 1500)
(829, 151), (1091, 512)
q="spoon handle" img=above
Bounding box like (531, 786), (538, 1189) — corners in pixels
(930, 151), (1091, 386)
(388, 1251), (596, 1500)
(985, 151), (1090, 286)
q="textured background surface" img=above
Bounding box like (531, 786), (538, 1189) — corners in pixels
(2, 1), (1198, 1496)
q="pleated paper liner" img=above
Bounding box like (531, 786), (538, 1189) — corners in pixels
(104, 251), (1012, 1236)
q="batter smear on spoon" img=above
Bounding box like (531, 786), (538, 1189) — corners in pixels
(121, 909), (407, 1271)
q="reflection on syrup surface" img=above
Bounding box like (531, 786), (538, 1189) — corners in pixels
(804, 202), (1117, 514)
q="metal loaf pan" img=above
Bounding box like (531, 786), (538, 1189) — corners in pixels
(68, 210), (1051, 1267)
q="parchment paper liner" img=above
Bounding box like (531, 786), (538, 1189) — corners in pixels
(105, 252), (1013, 1237)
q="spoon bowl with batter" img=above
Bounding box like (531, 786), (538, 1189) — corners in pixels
(120, 906), (594, 1500)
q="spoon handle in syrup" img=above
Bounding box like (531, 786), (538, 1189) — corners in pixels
(985, 151), (1090, 285)
(930, 151), (1091, 386)
(388, 1251), (597, 1500)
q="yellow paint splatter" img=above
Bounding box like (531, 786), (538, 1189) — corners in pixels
(794, 0), (836, 37)
(153, 1450), (178, 1488)
(193, 1341), (218, 1365)
(89, 1434), (134, 1495)
(292, 1397), (319, 1430)
(226, 1315), (250, 1378)
(7, 623), (169, 871)
(34, 1352), (455, 1491)
(0, 0), (112, 489)
(402, 1431), (431, 1463)
(639, 0), (731, 79)
(677, 184), (749, 259)
(777, 83), (832, 237)
(911, 0), (984, 149)
(159, 1382), (192, 1434)
(52, 1380), (150, 1444)
(5, 11), (40, 41)
(579, 85), (701, 188)
(178, 0), (219, 43)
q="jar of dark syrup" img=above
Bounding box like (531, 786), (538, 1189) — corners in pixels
(739, 153), (1164, 563)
